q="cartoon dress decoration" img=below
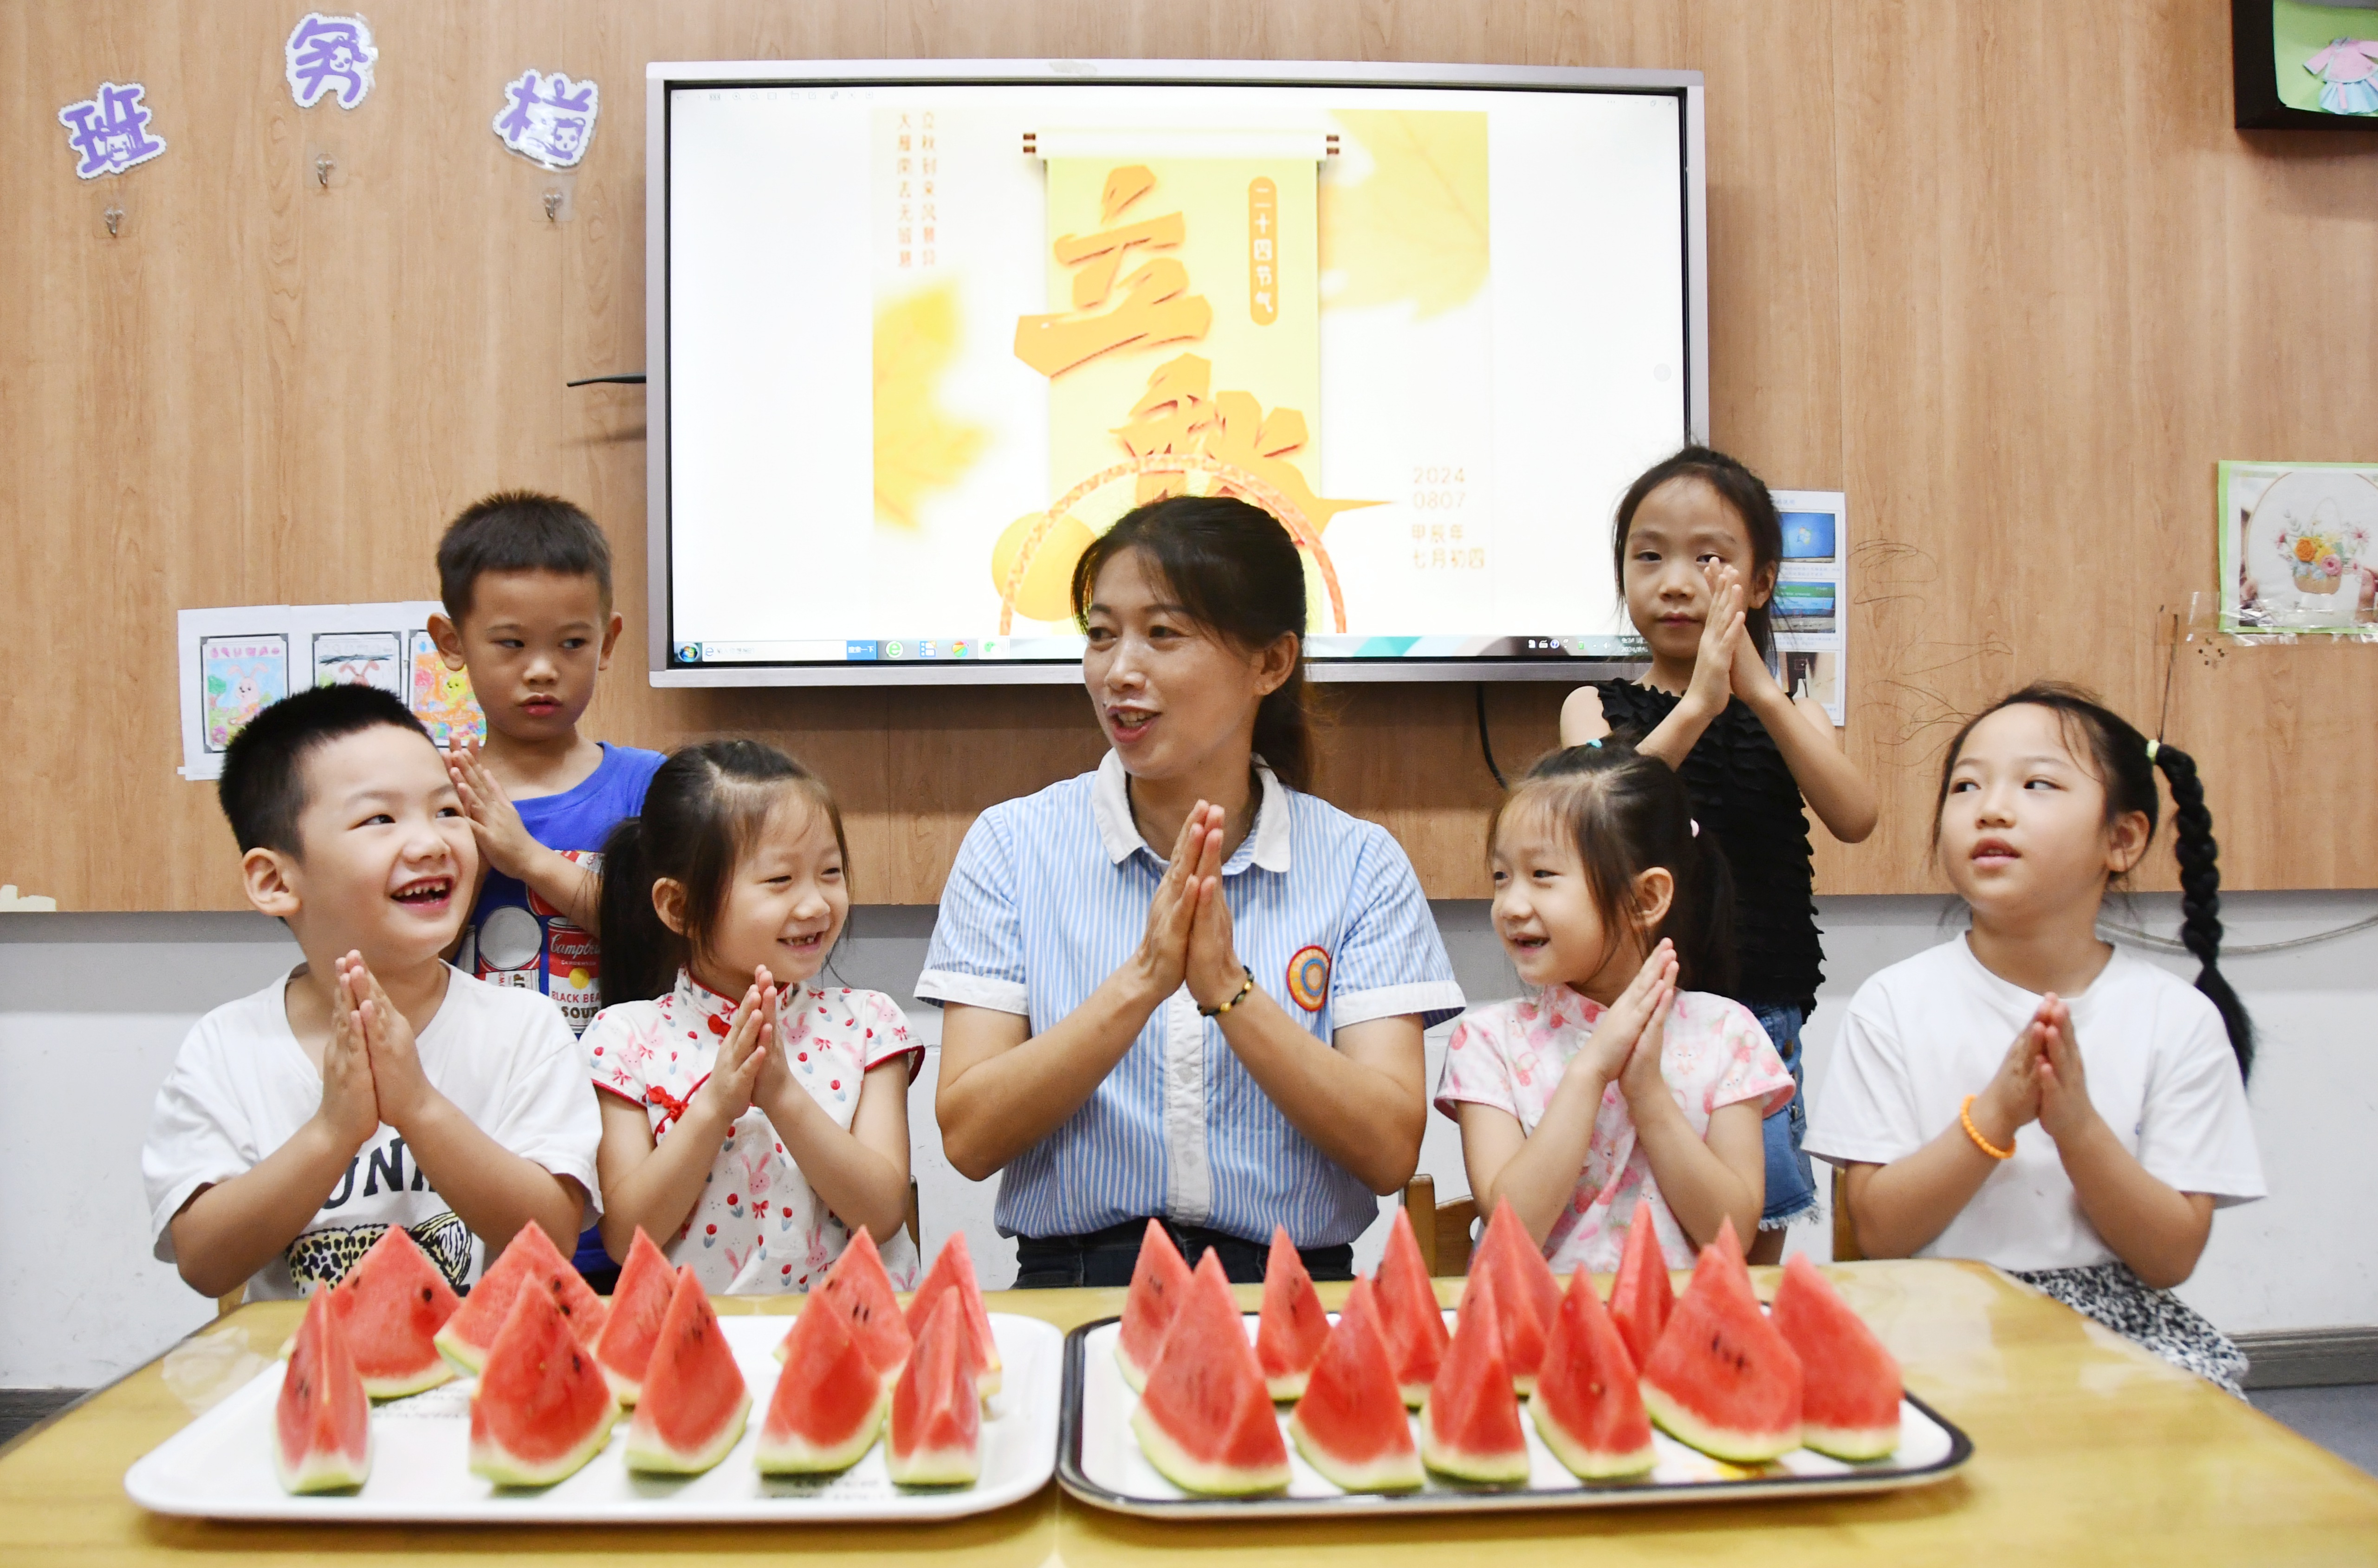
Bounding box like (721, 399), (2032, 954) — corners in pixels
(2305, 37), (2378, 116)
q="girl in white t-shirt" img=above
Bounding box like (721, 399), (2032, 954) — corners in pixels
(1807, 683), (2264, 1392)
(1438, 741), (1795, 1274)
(582, 741), (920, 1294)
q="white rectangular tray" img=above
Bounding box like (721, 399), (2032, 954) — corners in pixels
(126, 1312), (1062, 1523)
(1059, 1313), (1972, 1518)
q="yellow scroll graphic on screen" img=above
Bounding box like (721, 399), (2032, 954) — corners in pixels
(874, 283), (987, 530)
(1003, 151), (1373, 634)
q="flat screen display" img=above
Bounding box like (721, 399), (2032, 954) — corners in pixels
(651, 62), (1704, 684)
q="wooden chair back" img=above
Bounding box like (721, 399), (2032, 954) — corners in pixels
(1401, 1175), (1479, 1277)
(1831, 1166), (1863, 1262)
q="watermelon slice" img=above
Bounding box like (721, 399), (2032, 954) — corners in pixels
(1284, 1277), (1422, 1492)
(591, 1227), (676, 1405)
(888, 1289), (983, 1486)
(1418, 1267), (1530, 1484)
(1608, 1201), (1674, 1373)
(436, 1220), (608, 1375)
(1373, 1205), (1451, 1407)
(467, 1284), (619, 1487)
(1467, 1198), (1562, 1396)
(779, 1228), (912, 1390)
(624, 1267), (750, 1475)
(1530, 1267), (1656, 1479)
(275, 1289), (371, 1493)
(1637, 1220), (1802, 1464)
(906, 1233), (1001, 1400)
(1115, 1219), (1193, 1394)
(328, 1225), (459, 1399)
(757, 1298), (886, 1475)
(1130, 1251), (1290, 1495)
(1770, 1254), (1902, 1460)
(1254, 1227), (1328, 1400)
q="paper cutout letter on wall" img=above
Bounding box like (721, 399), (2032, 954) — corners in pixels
(58, 82), (166, 179)
(285, 13), (379, 110)
(493, 70), (599, 169)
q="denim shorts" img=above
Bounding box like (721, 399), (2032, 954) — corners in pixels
(1751, 1004), (1819, 1228)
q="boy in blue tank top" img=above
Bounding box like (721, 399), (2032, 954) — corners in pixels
(428, 491), (663, 1286)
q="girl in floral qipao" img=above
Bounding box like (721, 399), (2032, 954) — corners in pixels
(582, 742), (920, 1293)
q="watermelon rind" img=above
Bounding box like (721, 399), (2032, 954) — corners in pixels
(625, 1391), (748, 1475)
(1531, 1400), (1657, 1480)
(1417, 1422), (1532, 1485)
(593, 1227), (678, 1406)
(1131, 1402), (1290, 1496)
(330, 1228), (459, 1400)
(1800, 1417), (1905, 1463)
(466, 1289), (620, 1489)
(885, 1440), (982, 1488)
(274, 1293), (372, 1494)
(1289, 1418), (1424, 1493)
(754, 1394), (885, 1476)
(1639, 1382), (1797, 1465)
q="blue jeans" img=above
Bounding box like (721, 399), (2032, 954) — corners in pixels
(1751, 1004), (1818, 1229)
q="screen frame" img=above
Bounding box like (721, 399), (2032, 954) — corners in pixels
(645, 58), (1705, 689)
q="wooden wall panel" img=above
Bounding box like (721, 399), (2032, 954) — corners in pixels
(1, 0), (2369, 910)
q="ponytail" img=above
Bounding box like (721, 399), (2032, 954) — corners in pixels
(595, 815), (673, 1010)
(2151, 743), (2255, 1081)
(1491, 738), (1737, 996)
(593, 740), (849, 1010)
(1934, 682), (2255, 1082)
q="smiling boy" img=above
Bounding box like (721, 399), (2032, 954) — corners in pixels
(142, 685), (602, 1300)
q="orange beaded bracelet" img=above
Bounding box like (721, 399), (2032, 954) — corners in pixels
(1959, 1095), (2015, 1160)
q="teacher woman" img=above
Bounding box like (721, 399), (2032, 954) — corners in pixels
(920, 494), (1464, 1286)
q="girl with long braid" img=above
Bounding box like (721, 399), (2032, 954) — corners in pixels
(1806, 683), (2265, 1393)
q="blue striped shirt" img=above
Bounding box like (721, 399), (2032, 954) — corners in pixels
(917, 752), (1464, 1248)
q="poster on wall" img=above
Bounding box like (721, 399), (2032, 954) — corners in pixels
(284, 13), (379, 110)
(176, 601), (485, 779)
(2218, 460), (2378, 635)
(1769, 489), (1848, 727)
(57, 81), (167, 179)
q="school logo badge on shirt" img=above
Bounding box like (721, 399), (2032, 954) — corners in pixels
(1286, 945), (1331, 1011)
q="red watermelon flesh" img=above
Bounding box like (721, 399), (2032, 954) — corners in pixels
(436, 1220), (608, 1375)
(906, 1232), (1001, 1400)
(329, 1225), (459, 1399)
(1468, 1198), (1562, 1396)
(1530, 1267), (1656, 1478)
(1374, 1205), (1450, 1407)
(275, 1289), (372, 1493)
(1419, 1267), (1530, 1484)
(1608, 1201), (1674, 1374)
(467, 1284), (619, 1487)
(888, 1289), (983, 1486)
(1771, 1254), (1902, 1460)
(757, 1295), (886, 1474)
(1285, 1277), (1421, 1492)
(1130, 1251), (1290, 1495)
(1638, 1220), (1802, 1463)
(1115, 1219), (1193, 1394)
(624, 1268), (750, 1474)
(592, 1227), (676, 1405)
(790, 1227), (912, 1390)
(1254, 1227), (1328, 1400)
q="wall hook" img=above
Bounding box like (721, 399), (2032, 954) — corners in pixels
(104, 206), (123, 238)
(315, 153), (334, 188)
(544, 188), (562, 222)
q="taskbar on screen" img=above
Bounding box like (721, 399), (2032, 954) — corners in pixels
(669, 634), (1649, 667)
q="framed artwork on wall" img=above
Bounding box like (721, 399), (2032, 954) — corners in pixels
(2234, 0), (2378, 129)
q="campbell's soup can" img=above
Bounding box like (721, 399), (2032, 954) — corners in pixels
(474, 904), (542, 991)
(547, 922), (600, 1033)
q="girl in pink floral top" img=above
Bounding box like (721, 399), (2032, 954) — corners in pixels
(583, 742), (921, 1294)
(1437, 741), (1793, 1275)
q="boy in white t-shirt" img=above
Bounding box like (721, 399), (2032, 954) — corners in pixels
(1806, 684), (2263, 1392)
(143, 685), (602, 1300)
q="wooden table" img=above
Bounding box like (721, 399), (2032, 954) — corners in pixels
(6, 1261), (2375, 1563)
